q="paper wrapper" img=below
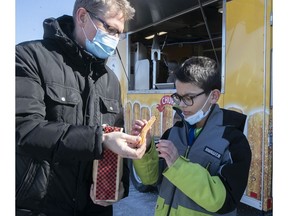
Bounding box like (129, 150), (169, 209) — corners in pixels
(90, 125), (123, 203)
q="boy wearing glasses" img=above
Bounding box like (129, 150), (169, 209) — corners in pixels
(131, 56), (252, 216)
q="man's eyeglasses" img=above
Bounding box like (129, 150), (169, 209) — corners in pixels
(171, 91), (205, 106)
(86, 9), (126, 40)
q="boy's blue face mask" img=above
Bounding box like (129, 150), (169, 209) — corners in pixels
(184, 92), (212, 125)
(82, 14), (119, 59)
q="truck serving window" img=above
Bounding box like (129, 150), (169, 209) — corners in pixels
(126, 0), (225, 91)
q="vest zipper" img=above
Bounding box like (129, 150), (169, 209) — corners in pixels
(184, 146), (191, 158)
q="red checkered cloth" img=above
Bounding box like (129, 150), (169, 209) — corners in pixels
(91, 125), (123, 202)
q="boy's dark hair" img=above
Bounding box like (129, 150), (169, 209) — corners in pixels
(174, 56), (221, 94)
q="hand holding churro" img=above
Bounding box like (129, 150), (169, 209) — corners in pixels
(131, 116), (156, 148)
(139, 116), (156, 145)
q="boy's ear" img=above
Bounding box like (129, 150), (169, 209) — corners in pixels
(211, 89), (221, 104)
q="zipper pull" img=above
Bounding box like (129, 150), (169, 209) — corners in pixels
(205, 162), (211, 171)
(184, 145), (191, 158)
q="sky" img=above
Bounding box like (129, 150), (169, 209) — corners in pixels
(16, 0), (75, 44)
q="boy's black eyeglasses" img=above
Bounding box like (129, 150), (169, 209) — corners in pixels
(86, 9), (126, 40)
(171, 91), (205, 106)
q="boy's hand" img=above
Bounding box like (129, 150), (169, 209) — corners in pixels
(156, 140), (179, 167)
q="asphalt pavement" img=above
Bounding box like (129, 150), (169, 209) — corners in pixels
(113, 182), (157, 216)
(113, 181), (273, 216)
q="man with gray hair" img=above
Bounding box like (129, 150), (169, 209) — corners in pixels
(16, 1), (140, 215)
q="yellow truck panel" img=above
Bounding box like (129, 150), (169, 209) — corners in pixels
(113, 0), (273, 212)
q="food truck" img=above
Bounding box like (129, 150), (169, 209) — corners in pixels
(105, 0), (273, 213)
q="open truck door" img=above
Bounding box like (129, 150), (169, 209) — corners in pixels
(107, 0), (273, 213)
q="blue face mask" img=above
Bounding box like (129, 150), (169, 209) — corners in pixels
(83, 14), (119, 59)
(184, 92), (212, 125)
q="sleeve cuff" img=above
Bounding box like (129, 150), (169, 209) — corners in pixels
(93, 125), (103, 159)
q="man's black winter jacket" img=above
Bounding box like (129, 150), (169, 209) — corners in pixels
(16, 15), (128, 216)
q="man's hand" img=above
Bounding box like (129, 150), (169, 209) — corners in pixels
(90, 182), (125, 206)
(102, 132), (145, 159)
(131, 119), (153, 150)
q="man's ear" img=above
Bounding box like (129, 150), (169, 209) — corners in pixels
(211, 89), (221, 104)
(75, 7), (88, 27)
